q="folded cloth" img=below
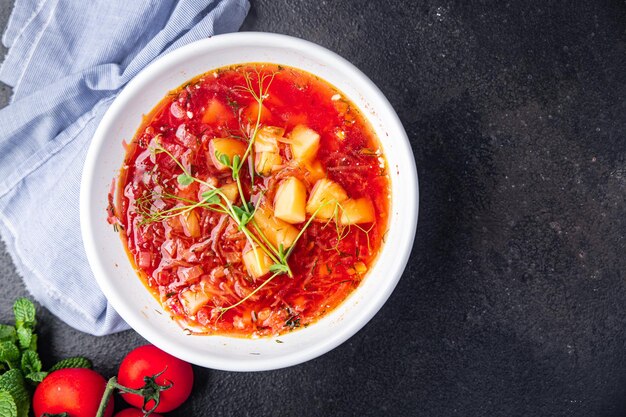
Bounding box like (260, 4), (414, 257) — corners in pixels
(0, 0), (249, 335)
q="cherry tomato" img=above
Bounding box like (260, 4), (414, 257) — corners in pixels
(118, 344), (193, 413)
(114, 408), (163, 417)
(33, 368), (114, 417)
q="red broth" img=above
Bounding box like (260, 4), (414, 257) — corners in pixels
(113, 64), (390, 336)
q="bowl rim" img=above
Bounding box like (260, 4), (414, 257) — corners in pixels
(80, 31), (418, 371)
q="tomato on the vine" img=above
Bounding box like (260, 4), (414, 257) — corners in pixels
(114, 408), (163, 417)
(33, 368), (114, 417)
(117, 345), (193, 413)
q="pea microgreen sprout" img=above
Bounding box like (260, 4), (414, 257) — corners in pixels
(319, 201), (375, 254)
(233, 69), (276, 169)
(217, 270), (282, 317)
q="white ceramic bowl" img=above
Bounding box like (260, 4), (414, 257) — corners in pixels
(81, 32), (418, 371)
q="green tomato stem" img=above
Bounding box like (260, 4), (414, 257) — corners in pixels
(95, 377), (117, 417)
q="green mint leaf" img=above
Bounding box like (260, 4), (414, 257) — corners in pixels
(49, 356), (93, 372)
(15, 328), (31, 352)
(0, 369), (30, 417)
(27, 333), (37, 352)
(269, 264), (289, 274)
(0, 342), (20, 369)
(177, 173), (193, 186)
(25, 372), (47, 384)
(20, 350), (42, 374)
(0, 391), (17, 417)
(0, 325), (16, 343)
(12, 299), (36, 330)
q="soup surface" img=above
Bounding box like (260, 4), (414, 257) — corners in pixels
(112, 63), (390, 336)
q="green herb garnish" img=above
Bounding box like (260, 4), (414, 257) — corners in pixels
(0, 298), (92, 416)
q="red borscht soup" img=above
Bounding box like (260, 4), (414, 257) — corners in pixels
(112, 64), (390, 336)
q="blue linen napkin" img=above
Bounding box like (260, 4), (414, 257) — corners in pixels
(0, 0), (249, 335)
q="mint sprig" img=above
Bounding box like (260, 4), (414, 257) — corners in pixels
(12, 299), (35, 330)
(49, 356), (93, 372)
(0, 325), (16, 343)
(0, 298), (94, 417)
(0, 390), (17, 417)
(0, 369), (29, 417)
(0, 341), (20, 370)
(16, 327), (34, 352)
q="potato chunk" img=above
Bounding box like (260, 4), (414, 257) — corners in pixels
(274, 177), (307, 224)
(219, 182), (239, 203)
(252, 205), (299, 249)
(243, 246), (273, 279)
(255, 152), (282, 176)
(179, 289), (209, 315)
(180, 210), (200, 238)
(243, 101), (272, 123)
(202, 98), (233, 124)
(254, 126), (284, 153)
(306, 179), (348, 219)
(289, 125), (320, 162)
(302, 160), (326, 184)
(339, 197), (375, 225)
(208, 138), (247, 171)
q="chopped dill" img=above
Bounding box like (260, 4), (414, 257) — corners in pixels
(285, 315), (301, 329)
(226, 94), (240, 116)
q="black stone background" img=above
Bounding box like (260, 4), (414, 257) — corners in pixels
(1, 1), (626, 416)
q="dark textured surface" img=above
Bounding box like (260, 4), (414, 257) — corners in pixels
(2, 1), (626, 416)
